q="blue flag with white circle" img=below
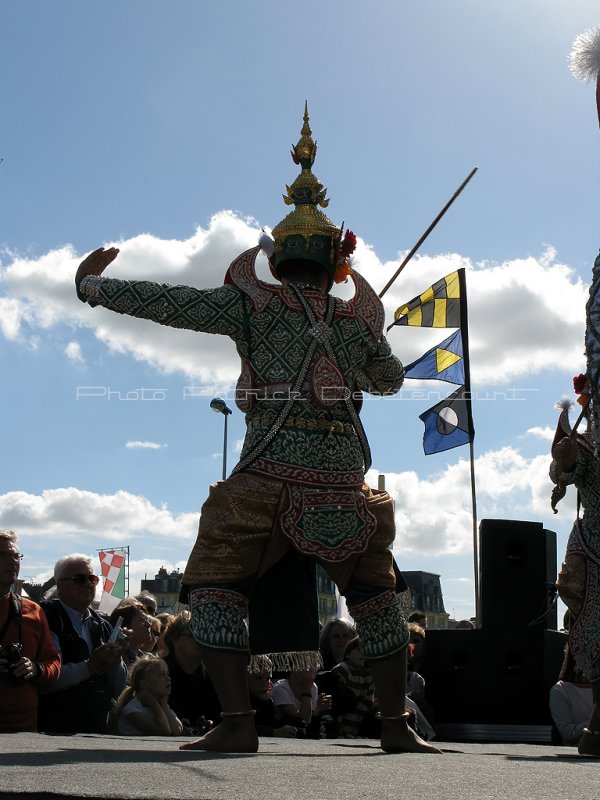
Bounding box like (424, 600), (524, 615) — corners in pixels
(419, 385), (474, 454)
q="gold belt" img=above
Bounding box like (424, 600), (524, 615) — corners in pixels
(283, 416), (356, 435)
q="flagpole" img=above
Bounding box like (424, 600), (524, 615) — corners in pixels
(458, 269), (479, 627)
(468, 439), (480, 626)
(378, 167), (478, 299)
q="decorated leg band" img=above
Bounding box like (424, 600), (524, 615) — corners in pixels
(189, 587), (249, 653)
(348, 590), (409, 661)
(248, 650), (323, 674)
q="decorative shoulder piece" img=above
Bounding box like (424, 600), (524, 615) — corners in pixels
(224, 246), (275, 312)
(347, 269), (385, 339)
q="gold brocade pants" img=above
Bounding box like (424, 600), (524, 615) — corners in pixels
(182, 472), (396, 594)
(182, 472), (408, 664)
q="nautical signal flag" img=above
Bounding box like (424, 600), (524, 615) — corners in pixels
(419, 386), (474, 455)
(404, 329), (464, 385)
(389, 270), (462, 330)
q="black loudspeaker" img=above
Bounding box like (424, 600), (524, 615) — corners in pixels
(479, 519), (557, 630)
(421, 628), (567, 725)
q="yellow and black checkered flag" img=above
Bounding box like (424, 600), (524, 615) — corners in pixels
(389, 270), (463, 329)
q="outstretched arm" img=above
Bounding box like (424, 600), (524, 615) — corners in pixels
(74, 246), (246, 339)
(75, 247), (120, 291)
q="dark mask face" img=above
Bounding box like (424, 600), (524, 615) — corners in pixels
(276, 233), (332, 262)
(273, 234), (335, 289)
(270, 258), (329, 293)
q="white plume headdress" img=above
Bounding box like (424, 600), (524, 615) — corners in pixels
(570, 26), (600, 131)
(570, 26), (600, 83)
(259, 229), (275, 258)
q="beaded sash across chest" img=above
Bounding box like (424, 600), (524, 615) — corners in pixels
(232, 283), (371, 476)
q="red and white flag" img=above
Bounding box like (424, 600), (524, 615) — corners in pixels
(98, 549), (127, 614)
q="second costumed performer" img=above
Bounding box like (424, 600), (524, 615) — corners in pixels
(552, 26), (600, 757)
(75, 106), (441, 754)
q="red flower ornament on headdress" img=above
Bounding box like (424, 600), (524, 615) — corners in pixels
(339, 230), (357, 259)
(334, 229), (357, 284)
(573, 373), (591, 405)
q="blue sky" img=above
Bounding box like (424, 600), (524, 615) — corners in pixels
(1, 1), (599, 620)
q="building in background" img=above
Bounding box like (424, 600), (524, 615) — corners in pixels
(317, 565), (337, 625)
(402, 570), (449, 629)
(140, 567), (183, 613)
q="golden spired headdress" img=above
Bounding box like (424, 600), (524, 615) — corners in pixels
(269, 103), (356, 289)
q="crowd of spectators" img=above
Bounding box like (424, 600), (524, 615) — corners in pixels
(1, 533), (439, 741)
(4, 529), (586, 747)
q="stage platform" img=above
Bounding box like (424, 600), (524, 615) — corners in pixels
(0, 732), (598, 800)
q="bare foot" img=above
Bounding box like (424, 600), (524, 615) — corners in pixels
(179, 719), (258, 753)
(578, 728), (600, 756)
(380, 718), (442, 754)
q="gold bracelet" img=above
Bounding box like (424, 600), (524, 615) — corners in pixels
(583, 727), (600, 737)
(376, 711), (413, 721)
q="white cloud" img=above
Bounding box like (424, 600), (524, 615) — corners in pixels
(0, 297), (23, 339)
(0, 214), (587, 387)
(523, 426), (554, 441)
(125, 441), (166, 449)
(0, 213), (258, 386)
(65, 341), (84, 364)
(0, 487), (198, 541)
(369, 445), (563, 557)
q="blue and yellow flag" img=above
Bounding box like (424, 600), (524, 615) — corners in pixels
(419, 385), (474, 455)
(389, 270), (461, 329)
(404, 329), (464, 384)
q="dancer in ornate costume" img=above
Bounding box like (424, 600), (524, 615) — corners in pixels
(552, 26), (600, 756)
(551, 376), (600, 755)
(75, 106), (440, 754)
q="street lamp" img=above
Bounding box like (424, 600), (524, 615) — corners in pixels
(210, 397), (232, 480)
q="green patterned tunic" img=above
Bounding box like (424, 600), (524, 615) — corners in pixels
(79, 247), (404, 488)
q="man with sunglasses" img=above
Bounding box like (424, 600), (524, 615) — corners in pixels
(38, 554), (129, 733)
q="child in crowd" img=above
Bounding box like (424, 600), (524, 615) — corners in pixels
(114, 655), (183, 736)
(248, 659), (299, 738)
(406, 625), (436, 733)
(155, 613), (175, 657)
(271, 668), (332, 735)
(331, 637), (374, 737)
